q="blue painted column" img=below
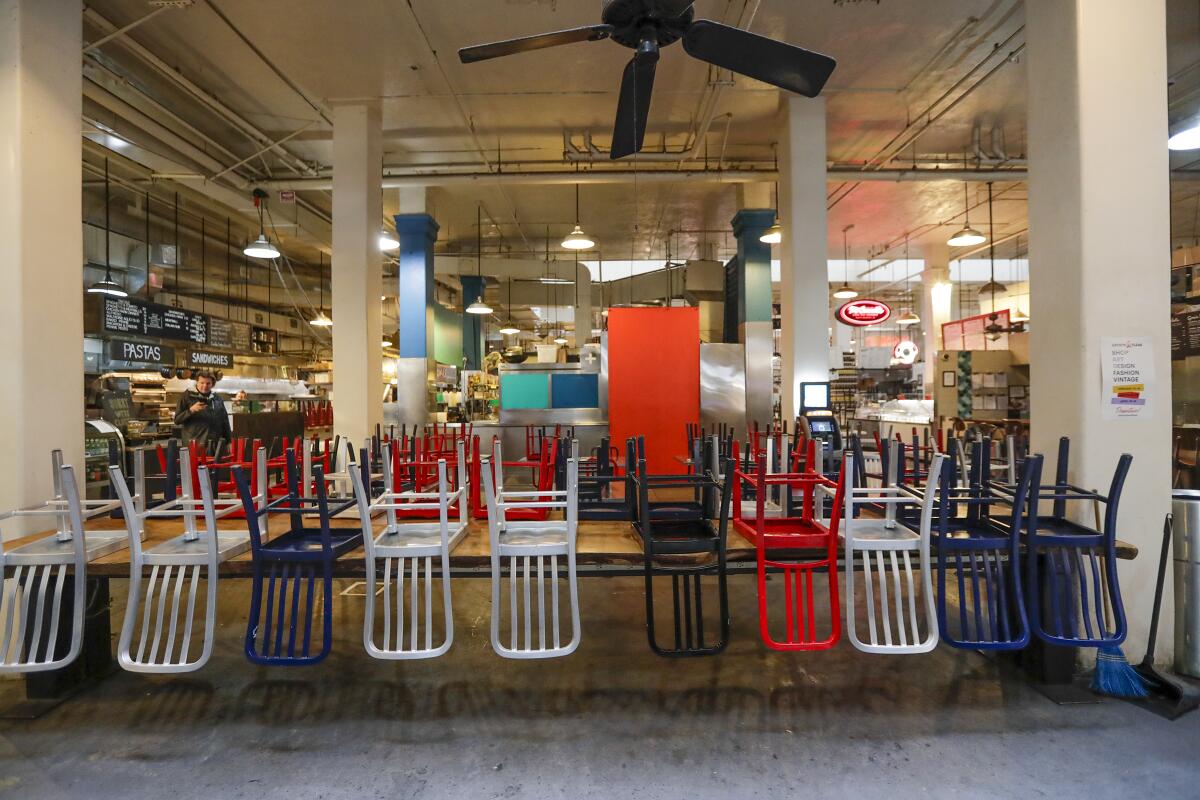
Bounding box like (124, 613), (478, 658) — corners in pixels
(731, 208), (776, 335)
(461, 275), (484, 371)
(732, 207), (776, 429)
(394, 213), (439, 424)
(395, 213), (439, 358)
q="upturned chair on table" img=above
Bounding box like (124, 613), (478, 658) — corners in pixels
(231, 449), (361, 665)
(109, 446), (266, 673)
(633, 441), (734, 657)
(835, 451), (943, 654)
(482, 444), (581, 659)
(736, 447), (844, 651)
(351, 442), (469, 660)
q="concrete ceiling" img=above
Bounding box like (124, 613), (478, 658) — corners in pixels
(78, 0), (1196, 285)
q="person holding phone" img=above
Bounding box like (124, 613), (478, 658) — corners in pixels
(174, 371), (232, 445)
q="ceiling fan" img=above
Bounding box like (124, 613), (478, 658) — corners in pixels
(457, 0), (837, 159)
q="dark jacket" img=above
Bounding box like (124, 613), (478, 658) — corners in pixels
(174, 389), (232, 446)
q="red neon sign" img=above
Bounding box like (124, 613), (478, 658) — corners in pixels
(836, 299), (892, 327)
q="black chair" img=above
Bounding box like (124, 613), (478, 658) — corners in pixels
(558, 437), (634, 521)
(633, 444), (734, 658)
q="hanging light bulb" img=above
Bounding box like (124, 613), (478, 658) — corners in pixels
(1169, 118), (1200, 150)
(561, 186), (594, 250)
(465, 299), (493, 315)
(1011, 307), (1030, 323)
(895, 234), (919, 326)
(759, 181), (783, 243)
(88, 159), (128, 297)
(948, 182), (986, 247)
(244, 234), (280, 259)
(311, 252), (332, 326)
(553, 332), (568, 345)
(379, 230), (399, 251)
(381, 337), (393, 347)
(896, 309), (921, 326)
(833, 224), (858, 299)
(466, 204), (493, 314)
(561, 225), (595, 250)
(499, 322), (520, 335)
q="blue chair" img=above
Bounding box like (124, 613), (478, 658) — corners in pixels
(933, 452), (1040, 650)
(231, 449), (362, 665)
(1024, 453), (1133, 648)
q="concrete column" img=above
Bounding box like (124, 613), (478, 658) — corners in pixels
(921, 242), (952, 398)
(779, 95), (832, 422)
(331, 103), (383, 445)
(461, 275), (484, 370)
(1026, 0), (1172, 663)
(0, 0), (82, 531)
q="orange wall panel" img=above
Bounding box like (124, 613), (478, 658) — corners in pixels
(607, 307), (700, 474)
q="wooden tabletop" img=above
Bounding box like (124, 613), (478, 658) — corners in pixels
(5, 507), (1137, 578)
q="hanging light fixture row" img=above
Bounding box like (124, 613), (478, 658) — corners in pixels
(311, 251), (332, 327)
(947, 182), (986, 247)
(244, 188), (280, 259)
(88, 158), (129, 297)
(499, 278), (520, 335)
(759, 180), (783, 244)
(832, 224), (858, 300)
(465, 204), (494, 315)
(896, 234), (920, 327)
(561, 184), (595, 250)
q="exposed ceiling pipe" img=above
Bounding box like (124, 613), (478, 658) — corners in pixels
(83, 8), (317, 177)
(257, 166), (1024, 191)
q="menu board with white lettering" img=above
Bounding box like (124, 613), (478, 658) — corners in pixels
(1172, 312), (1186, 360)
(208, 316), (252, 351)
(1179, 306), (1200, 358)
(103, 296), (210, 345)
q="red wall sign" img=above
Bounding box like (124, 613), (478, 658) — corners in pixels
(836, 299), (892, 327)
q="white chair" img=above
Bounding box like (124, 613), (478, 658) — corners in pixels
(482, 444), (580, 659)
(111, 447), (264, 673)
(350, 441), (469, 659)
(0, 462), (89, 673)
(834, 450), (944, 654)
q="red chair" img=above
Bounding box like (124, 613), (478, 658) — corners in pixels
(733, 441), (843, 652)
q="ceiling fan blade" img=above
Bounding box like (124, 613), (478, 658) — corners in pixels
(458, 24), (613, 64)
(682, 19), (836, 98)
(610, 55), (657, 160)
(647, 1), (695, 18)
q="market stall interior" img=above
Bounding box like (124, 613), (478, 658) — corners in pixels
(1, 0), (1199, 795)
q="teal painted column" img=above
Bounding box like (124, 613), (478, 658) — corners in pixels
(461, 275), (484, 370)
(732, 208), (776, 336)
(394, 213), (439, 358)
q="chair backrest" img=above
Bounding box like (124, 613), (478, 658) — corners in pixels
(481, 448), (578, 536)
(0, 465), (87, 673)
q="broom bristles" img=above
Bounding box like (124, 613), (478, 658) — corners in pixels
(1092, 645), (1150, 698)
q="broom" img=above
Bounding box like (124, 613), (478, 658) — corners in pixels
(1089, 496), (1148, 697)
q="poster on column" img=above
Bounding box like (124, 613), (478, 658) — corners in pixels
(1100, 337), (1155, 420)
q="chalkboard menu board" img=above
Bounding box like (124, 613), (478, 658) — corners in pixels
(104, 297), (209, 345)
(208, 316), (252, 351)
(1175, 306), (1200, 359)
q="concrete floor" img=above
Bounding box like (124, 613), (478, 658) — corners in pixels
(1, 574), (1197, 800)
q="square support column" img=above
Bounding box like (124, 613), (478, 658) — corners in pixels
(1027, 0), (1172, 663)
(0, 0), (83, 530)
(732, 208), (776, 429)
(331, 102), (383, 445)
(779, 95), (832, 423)
(394, 213), (439, 425)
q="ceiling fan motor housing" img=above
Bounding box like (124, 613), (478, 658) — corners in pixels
(603, 0), (694, 49)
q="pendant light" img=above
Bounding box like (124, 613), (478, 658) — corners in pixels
(88, 158), (128, 297)
(379, 227), (399, 252)
(947, 182), (986, 247)
(561, 184), (594, 250)
(465, 205), (493, 315)
(978, 182), (1007, 297)
(1169, 118), (1200, 150)
(833, 224), (858, 299)
(896, 235), (920, 326)
(498, 278), (520, 335)
(311, 252), (332, 327)
(759, 181), (783, 244)
(244, 189), (280, 259)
